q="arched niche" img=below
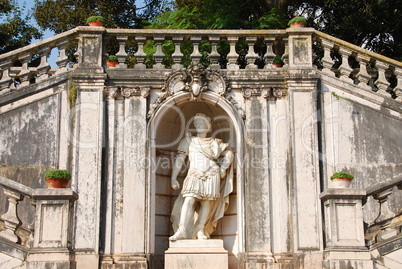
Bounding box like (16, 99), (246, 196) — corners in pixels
(147, 91), (245, 268)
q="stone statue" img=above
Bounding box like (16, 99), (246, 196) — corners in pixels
(169, 113), (234, 240)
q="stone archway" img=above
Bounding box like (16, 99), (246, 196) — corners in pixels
(147, 88), (245, 268)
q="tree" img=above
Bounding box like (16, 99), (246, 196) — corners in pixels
(290, 0), (402, 61)
(147, 0), (288, 29)
(148, 0), (402, 60)
(33, 0), (159, 34)
(0, 0), (42, 54)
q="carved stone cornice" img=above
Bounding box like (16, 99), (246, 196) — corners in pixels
(242, 87), (287, 99)
(104, 86), (150, 99)
(162, 62), (228, 100)
(105, 87), (119, 99)
(148, 63), (242, 119)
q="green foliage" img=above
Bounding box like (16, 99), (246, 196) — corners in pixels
(147, 0), (286, 30)
(0, 0), (42, 53)
(44, 169), (71, 180)
(86, 15), (105, 24)
(108, 55), (118, 62)
(68, 77), (77, 108)
(273, 55), (284, 64)
(34, 0), (143, 34)
(287, 16), (307, 26)
(290, 0), (402, 60)
(256, 8), (288, 29)
(331, 171), (354, 180)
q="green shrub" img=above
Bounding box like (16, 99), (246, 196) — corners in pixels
(44, 169), (71, 180)
(288, 16), (307, 26)
(108, 55), (118, 62)
(86, 16), (105, 24)
(273, 55), (284, 64)
(330, 171), (354, 180)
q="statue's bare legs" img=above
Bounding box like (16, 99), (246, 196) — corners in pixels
(169, 197), (196, 241)
(195, 200), (211, 239)
(169, 197), (211, 240)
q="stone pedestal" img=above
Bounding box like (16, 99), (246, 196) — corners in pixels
(320, 188), (373, 269)
(165, 239), (228, 269)
(26, 188), (78, 269)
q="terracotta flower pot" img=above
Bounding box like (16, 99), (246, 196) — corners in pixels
(88, 20), (104, 27)
(45, 178), (70, 188)
(106, 61), (118, 67)
(290, 22), (305, 28)
(330, 178), (352, 188)
(272, 63), (283, 68)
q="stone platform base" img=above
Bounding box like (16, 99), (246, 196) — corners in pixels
(165, 239), (228, 269)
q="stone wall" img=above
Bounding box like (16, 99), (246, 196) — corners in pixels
(0, 26), (401, 269)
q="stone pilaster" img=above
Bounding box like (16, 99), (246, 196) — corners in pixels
(101, 86), (149, 267)
(69, 27), (107, 267)
(243, 89), (274, 267)
(268, 96), (292, 259)
(122, 87), (149, 256)
(288, 69), (322, 266)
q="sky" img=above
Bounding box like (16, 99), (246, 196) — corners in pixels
(17, 0), (57, 66)
(15, 0), (146, 67)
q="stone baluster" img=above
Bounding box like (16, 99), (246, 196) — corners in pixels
(134, 36), (147, 69)
(0, 189), (24, 243)
(36, 45), (51, 81)
(227, 36), (239, 70)
(208, 36), (221, 70)
(374, 61), (391, 97)
(153, 35), (165, 69)
(172, 36), (184, 69)
(394, 68), (402, 101)
(355, 54), (372, 90)
(263, 38), (275, 69)
(55, 39), (69, 74)
(17, 51), (32, 87)
(372, 187), (397, 242)
(0, 58), (13, 90)
(321, 39), (335, 76)
(245, 36), (258, 69)
(338, 47), (353, 83)
(115, 35), (128, 68)
(190, 36), (202, 64)
(281, 38), (289, 67)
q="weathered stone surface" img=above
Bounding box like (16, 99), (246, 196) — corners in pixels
(0, 27), (401, 269)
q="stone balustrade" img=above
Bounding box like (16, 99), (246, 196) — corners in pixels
(314, 31), (402, 100)
(364, 173), (402, 253)
(1, 27), (401, 100)
(103, 29), (288, 70)
(0, 28), (80, 93)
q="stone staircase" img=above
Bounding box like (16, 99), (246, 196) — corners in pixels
(0, 26), (401, 268)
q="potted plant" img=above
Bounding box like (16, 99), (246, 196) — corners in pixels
(106, 55), (118, 67)
(44, 169), (71, 188)
(272, 55), (284, 67)
(288, 16), (307, 28)
(86, 15), (105, 27)
(330, 171), (354, 188)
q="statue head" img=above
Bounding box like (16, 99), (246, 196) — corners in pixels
(193, 113), (212, 133)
